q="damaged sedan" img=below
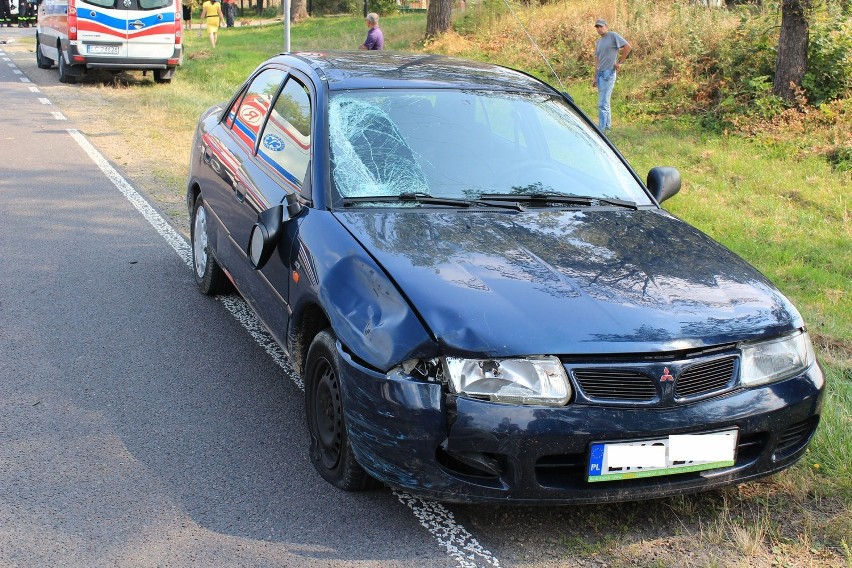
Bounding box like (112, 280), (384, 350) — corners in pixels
(186, 51), (824, 503)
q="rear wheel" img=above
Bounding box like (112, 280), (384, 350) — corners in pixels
(57, 49), (76, 84)
(153, 69), (173, 84)
(35, 36), (54, 69)
(305, 330), (376, 491)
(191, 196), (229, 295)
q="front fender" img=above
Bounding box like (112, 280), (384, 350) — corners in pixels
(294, 209), (438, 371)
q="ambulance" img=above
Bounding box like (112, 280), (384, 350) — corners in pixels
(35, 0), (182, 84)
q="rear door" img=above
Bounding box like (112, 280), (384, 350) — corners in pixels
(75, 0), (176, 59)
(75, 0), (130, 57)
(125, 0), (177, 59)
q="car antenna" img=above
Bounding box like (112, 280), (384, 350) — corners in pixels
(498, 0), (567, 92)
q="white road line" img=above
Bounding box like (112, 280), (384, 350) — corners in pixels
(19, 78), (30, 83)
(51, 111), (67, 120)
(7, 62), (16, 67)
(29, 86), (40, 93)
(13, 69), (22, 74)
(67, 127), (501, 568)
(39, 98), (52, 105)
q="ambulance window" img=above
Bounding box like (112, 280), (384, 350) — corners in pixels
(257, 78), (312, 193)
(138, 0), (173, 9)
(229, 68), (286, 152)
(84, 0), (118, 8)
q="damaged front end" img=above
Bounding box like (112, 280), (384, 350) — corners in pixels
(334, 342), (823, 504)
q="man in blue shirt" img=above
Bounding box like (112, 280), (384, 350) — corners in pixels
(359, 13), (384, 50)
(593, 19), (632, 131)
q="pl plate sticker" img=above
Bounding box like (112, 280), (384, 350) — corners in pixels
(262, 133), (285, 152)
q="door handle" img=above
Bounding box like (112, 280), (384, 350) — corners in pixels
(234, 182), (246, 203)
(131, 20), (144, 29)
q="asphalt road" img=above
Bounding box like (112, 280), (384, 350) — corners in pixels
(0, 30), (506, 568)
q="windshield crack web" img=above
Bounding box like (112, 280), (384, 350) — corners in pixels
(329, 96), (429, 198)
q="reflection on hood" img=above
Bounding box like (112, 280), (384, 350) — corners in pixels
(334, 208), (802, 356)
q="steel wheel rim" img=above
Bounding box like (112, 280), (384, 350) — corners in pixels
(193, 205), (209, 279)
(313, 358), (343, 470)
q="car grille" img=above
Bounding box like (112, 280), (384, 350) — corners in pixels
(675, 356), (737, 399)
(572, 369), (657, 401)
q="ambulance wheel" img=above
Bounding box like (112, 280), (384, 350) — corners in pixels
(35, 36), (54, 69)
(153, 69), (172, 84)
(58, 51), (77, 84)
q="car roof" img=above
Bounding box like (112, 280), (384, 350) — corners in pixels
(277, 51), (556, 93)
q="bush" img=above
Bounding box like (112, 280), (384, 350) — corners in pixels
(802, 17), (852, 105)
(366, 0), (398, 16)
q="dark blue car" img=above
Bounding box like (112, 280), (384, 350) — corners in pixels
(186, 51), (824, 504)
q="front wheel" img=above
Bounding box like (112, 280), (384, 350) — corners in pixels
(305, 330), (375, 491)
(35, 36), (54, 69)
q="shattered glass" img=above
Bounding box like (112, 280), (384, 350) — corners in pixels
(329, 96), (429, 198)
(328, 89), (652, 206)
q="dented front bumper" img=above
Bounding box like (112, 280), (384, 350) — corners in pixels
(335, 345), (825, 504)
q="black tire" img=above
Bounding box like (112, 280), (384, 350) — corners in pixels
(191, 196), (229, 295)
(57, 49), (76, 84)
(35, 36), (54, 69)
(305, 330), (375, 491)
(153, 69), (172, 84)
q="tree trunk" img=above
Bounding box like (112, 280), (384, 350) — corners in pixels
(772, 0), (809, 102)
(255, 0), (264, 16)
(425, 0), (452, 39)
(290, 0), (307, 21)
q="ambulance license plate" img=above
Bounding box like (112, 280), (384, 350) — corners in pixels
(88, 45), (120, 55)
(587, 429), (737, 482)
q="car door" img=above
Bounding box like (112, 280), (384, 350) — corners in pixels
(202, 66), (313, 346)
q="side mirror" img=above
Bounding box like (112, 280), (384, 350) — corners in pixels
(646, 167), (681, 203)
(248, 204), (283, 271)
(247, 193), (303, 270)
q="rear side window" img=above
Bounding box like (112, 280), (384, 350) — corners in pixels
(138, 0), (174, 9)
(229, 68), (286, 151)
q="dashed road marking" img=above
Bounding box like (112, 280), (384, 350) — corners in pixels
(39, 98), (52, 105)
(67, 127), (501, 568)
(29, 86), (40, 93)
(51, 111), (66, 120)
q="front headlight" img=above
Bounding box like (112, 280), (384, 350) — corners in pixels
(740, 331), (815, 387)
(443, 356), (572, 406)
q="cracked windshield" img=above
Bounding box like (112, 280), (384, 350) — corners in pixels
(328, 89), (652, 205)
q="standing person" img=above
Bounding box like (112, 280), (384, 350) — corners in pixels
(592, 18), (631, 132)
(358, 12), (384, 51)
(0, 0), (11, 28)
(17, 0), (29, 27)
(222, 0), (235, 28)
(200, 0), (223, 48)
(182, 0), (192, 31)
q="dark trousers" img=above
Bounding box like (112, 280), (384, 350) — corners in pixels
(223, 2), (234, 27)
(0, 0), (11, 25)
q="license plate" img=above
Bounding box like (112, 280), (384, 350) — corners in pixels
(587, 429), (737, 482)
(87, 45), (120, 55)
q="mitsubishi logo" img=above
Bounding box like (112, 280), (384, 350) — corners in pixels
(660, 367), (674, 382)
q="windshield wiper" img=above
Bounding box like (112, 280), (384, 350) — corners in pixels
(479, 193), (638, 210)
(342, 192), (524, 211)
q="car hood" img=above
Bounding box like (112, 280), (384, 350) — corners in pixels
(333, 209), (803, 356)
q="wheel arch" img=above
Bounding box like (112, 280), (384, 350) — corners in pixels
(289, 301), (331, 377)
